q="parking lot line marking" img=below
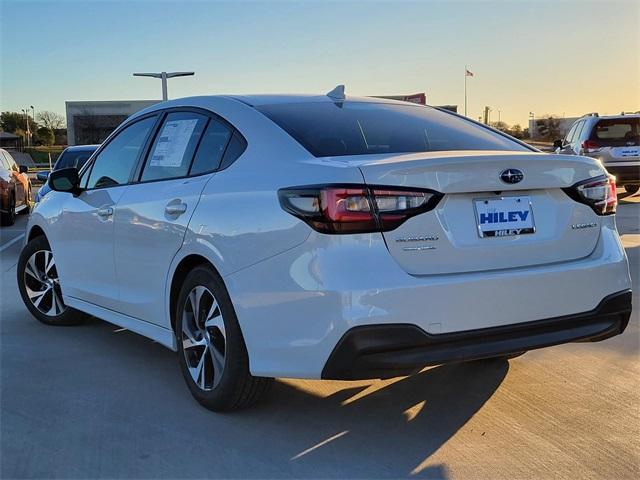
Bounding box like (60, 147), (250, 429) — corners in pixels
(0, 234), (25, 253)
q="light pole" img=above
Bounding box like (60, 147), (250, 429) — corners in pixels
(21, 108), (31, 147)
(133, 71), (195, 101)
(498, 109), (501, 124)
(529, 112), (535, 140)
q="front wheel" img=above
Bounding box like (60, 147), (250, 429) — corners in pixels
(624, 185), (639, 195)
(17, 235), (87, 325)
(176, 265), (272, 411)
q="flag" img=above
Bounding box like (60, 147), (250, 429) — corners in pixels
(465, 69), (474, 77)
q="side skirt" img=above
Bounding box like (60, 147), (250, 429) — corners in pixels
(64, 296), (177, 351)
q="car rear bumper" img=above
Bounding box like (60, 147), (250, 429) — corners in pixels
(322, 290), (632, 379)
(604, 163), (640, 185)
(226, 214), (632, 379)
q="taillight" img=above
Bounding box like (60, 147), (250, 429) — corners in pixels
(582, 139), (602, 153)
(564, 175), (617, 215)
(279, 185), (442, 234)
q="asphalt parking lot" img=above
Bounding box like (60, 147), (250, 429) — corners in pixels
(1, 192), (638, 479)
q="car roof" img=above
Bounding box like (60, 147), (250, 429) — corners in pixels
(225, 93), (421, 107)
(64, 144), (99, 151)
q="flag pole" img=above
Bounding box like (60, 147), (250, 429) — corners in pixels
(464, 65), (468, 117)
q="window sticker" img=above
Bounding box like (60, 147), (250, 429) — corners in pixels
(149, 119), (199, 167)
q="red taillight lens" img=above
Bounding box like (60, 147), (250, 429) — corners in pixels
(279, 185), (442, 234)
(582, 139), (602, 153)
(564, 175), (617, 215)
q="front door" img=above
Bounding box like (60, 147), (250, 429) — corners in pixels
(48, 115), (158, 309)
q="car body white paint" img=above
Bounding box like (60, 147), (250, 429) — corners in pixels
(25, 94), (632, 378)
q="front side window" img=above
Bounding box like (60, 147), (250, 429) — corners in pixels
(86, 116), (157, 189)
(571, 121), (585, 144)
(257, 102), (528, 157)
(141, 112), (208, 182)
(564, 123), (578, 145)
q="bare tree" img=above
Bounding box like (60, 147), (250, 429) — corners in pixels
(37, 111), (65, 130)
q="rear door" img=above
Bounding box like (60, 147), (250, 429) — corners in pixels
(356, 151), (603, 275)
(112, 110), (235, 326)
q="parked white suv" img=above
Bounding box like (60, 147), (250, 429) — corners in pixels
(18, 92), (632, 411)
(555, 113), (640, 194)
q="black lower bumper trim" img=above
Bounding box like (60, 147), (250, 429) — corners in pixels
(321, 290), (632, 380)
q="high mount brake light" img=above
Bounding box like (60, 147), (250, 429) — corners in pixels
(564, 175), (617, 215)
(279, 185), (443, 234)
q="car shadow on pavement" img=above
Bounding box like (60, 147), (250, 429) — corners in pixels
(241, 359), (509, 478)
(2, 313), (507, 479)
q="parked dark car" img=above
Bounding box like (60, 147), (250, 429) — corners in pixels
(0, 148), (31, 225)
(35, 145), (98, 202)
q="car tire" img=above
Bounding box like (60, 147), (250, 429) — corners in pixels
(624, 185), (639, 195)
(176, 264), (273, 411)
(1, 193), (16, 226)
(17, 235), (88, 326)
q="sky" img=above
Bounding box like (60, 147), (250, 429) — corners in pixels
(1, 0), (638, 127)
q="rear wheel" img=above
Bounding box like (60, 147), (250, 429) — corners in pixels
(624, 185), (639, 195)
(1, 194), (16, 226)
(176, 265), (272, 411)
(17, 236), (87, 325)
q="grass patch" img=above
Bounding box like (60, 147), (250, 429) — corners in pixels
(25, 146), (64, 165)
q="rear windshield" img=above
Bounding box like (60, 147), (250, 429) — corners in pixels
(256, 102), (529, 157)
(55, 149), (96, 170)
(590, 118), (639, 146)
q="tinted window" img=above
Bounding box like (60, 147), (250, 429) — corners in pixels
(571, 121), (585, 144)
(55, 149), (96, 170)
(190, 119), (233, 175)
(141, 112), (207, 182)
(564, 123), (578, 144)
(591, 118), (639, 146)
(257, 102), (528, 157)
(219, 132), (247, 170)
(87, 116), (156, 189)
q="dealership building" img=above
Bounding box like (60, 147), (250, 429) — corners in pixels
(66, 100), (160, 145)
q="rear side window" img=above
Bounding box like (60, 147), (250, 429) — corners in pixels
(591, 118), (639, 146)
(190, 119), (233, 175)
(219, 132), (247, 170)
(257, 102), (528, 157)
(86, 116), (156, 189)
(141, 112), (208, 182)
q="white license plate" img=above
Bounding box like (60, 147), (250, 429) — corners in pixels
(474, 196), (535, 238)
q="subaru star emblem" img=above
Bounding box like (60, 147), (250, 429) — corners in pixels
(500, 169), (524, 184)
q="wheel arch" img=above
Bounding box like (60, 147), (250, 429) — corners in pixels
(27, 224), (46, 242)
(168, 253), (223, 335)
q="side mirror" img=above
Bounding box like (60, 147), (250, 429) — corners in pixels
(553, 139), (563, 150)
(19, 165), (28, 174)
(49, 167), (81, 195)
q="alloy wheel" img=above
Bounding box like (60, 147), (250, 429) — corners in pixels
(23, 250), (67, 316)
(181, 285), (227, 391)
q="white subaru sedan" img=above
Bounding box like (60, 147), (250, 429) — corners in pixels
(18, 91), (632, 411)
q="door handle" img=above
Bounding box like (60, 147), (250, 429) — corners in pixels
(165, 202), (187, 216)
(97, 207), (114, 218)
